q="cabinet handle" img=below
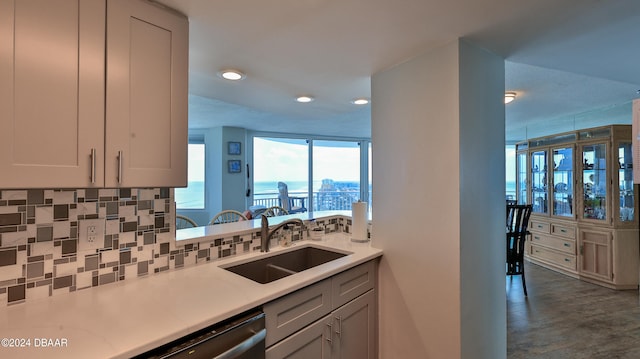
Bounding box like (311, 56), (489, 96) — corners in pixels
(563, 243), (570, 247)
(565, 258), (571, 262)
(560, 229), (567, 233)
(326, 322), (332, 344)
(90, 148), (96, 184)
(117, 150), (123, 184)
(534, 236), (540, 240)
(335, 316), (342, 338)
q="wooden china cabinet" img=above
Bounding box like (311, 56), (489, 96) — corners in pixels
(517, 125), (639, 289)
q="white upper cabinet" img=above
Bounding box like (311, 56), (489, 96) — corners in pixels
(0, 0), (106, 188)
(106, 0), (188, 188)
(0, 0), (188, 189)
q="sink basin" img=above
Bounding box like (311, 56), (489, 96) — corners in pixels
(221, 246), (348, 284)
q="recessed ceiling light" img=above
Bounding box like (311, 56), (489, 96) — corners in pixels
(351, 98), (370, 105)
(218, 69), (246, 81)
(505, 92), (517, 104)
(296, 96), (314, 103)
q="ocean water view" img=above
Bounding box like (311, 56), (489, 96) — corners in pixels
(175, 181), (205, 209)
(176, 180), (367, 209)
(253, 181), (309, 197)
(176, 180), (513, 209)
(506, 181), (516, 199)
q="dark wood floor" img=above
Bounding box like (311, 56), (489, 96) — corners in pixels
(507, 261), (640, 358)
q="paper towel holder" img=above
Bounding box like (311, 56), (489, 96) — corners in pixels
(351, 201), (370, 243)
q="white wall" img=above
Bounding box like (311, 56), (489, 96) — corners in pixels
(220, 126), (247, 212)
(371, 38), (505, 359)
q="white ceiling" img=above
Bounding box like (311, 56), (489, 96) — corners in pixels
(157, 0), (640, 143)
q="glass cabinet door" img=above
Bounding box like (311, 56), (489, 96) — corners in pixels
(517, 152), (527, 205)
(552, 147), (573, 217)
(582, 143), (607, 221)
(618, 142), (634, 223)
(531, 150), (548, 214)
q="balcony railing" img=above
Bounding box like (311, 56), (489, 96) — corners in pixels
(253, 191), (364, 211)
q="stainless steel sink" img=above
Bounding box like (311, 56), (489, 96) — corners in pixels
(221, 246), (348, 284)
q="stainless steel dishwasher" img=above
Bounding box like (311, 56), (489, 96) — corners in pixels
(135, 309), (266, 359)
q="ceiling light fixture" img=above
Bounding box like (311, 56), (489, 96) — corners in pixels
(296, 96), (314, 103)
(505, 92), (517, 104)
(351, 98), (370, 105)
(218, 69), (246, 81)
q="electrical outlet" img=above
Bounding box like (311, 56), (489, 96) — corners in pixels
(88, 225), (97, 243)
(79, 219), (105, 252)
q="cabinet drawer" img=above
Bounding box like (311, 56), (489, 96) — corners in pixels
(530, 220), (550, 233)
(331, 260), (376, 310)
(551, 224), (576, 239)
(264, 278), (332, 347)
(531, 245), (576, 270)
(530, 233), (575, 254)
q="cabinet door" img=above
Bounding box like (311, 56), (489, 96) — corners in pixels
(106, 0), (188, 187)
(332, 290), (376, 359)
(266, 315), (332, 359)
(580, 143), (608, 223)
(579, 228), (612, 282)
(531, 150), (549, 215)
(614, 140), (635, 226)
(0, 0), (105, 188)
(551, 146), (574, 218)
(516, 151), (528, 204)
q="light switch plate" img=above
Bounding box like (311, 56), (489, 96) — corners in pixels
(78, 218), (105, 252)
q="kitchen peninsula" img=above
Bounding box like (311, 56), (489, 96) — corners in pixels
(0, 211), (381, 358)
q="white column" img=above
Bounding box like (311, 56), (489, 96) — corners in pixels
(371, 38), (505, 359)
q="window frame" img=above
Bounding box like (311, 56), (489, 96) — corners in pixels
(175, 137), (206, 210)
(247, 131), (372, 212)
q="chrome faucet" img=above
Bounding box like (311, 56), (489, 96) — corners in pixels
(261, 216), (304, 252)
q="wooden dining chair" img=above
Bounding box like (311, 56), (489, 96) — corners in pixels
(176, 214), (198, 229)
(506, 204), (533, 296)
(209, 210), (247, 225)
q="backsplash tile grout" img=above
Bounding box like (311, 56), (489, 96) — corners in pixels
(0, 188), (349, 306)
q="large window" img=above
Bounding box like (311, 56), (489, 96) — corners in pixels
(252, 135), (370, 212)
(175, 143), (205, 209)
(313, 140), (361, 211)
(253, 137), (309, 208)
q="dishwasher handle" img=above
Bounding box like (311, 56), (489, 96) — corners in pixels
(213, 329), (266, 359)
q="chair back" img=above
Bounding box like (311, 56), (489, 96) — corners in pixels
(209, 210), (247, 225)
(277, 182), (307, 213)
(277, 182), (292, 211)
(506, 204), (532, 276)
(176, 215), (198, 229)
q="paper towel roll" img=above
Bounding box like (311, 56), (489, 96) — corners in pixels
(351, 201), (369, 242)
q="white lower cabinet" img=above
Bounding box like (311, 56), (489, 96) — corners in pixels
(265, 260), (377, 359)
(267, 290), (375, 359)
(266, 311), (331, 359)
(329, 290), (376, 359)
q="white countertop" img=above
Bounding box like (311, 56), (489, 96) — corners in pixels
(0, 230), (382, 358)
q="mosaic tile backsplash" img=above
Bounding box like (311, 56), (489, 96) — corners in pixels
(0, 188), (349, 306)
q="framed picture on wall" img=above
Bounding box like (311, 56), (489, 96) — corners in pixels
(228, 160), (241, 173)
(228, 141), (241, 155)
